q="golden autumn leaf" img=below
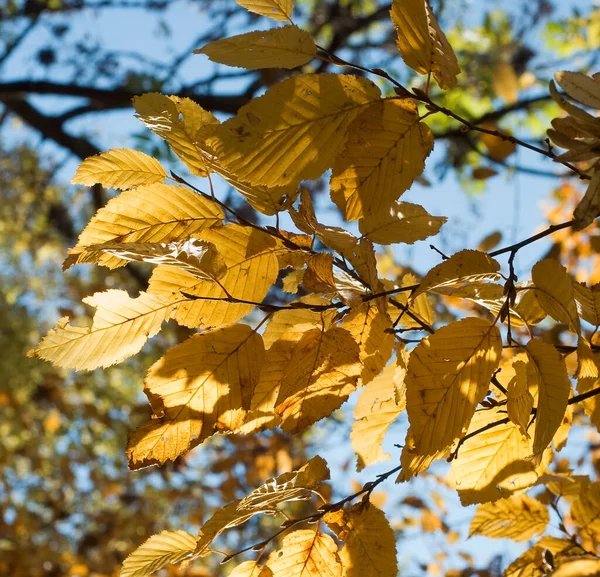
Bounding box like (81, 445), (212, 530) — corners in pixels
(148, 225), (283, 328)
(28, 290), (174, 371)
(340, 302), (395, 384)
(526, 339), (571, 461)
(133, 93), (219, 177)
(241, 311), (328, 434)
(195, 456), (329, 555)
(390, 0), (460, 90)
(265, 530), (343, 577)
(554, 71), (600, 109)
(330, 99), (434, 221)
(120, 530), (197, 577)
(573, 171), (600, 231)
(552, 559), (600, 577)
(400, 318), (501, 479)
(275, 326), (362, 433)
(126, 324), (264, 469)
(351, 363), (406, 471)
(411, 249), (501, 300)
(507, 360), (534, 438)
(531, 258), (580, 333)
(358, 201), (446, 245)
(236, 0), (293, 21)
(480, 128), (517, 161)
(71, 239), (227, 281)
(469, 494), (549, 541)
(448, 407), (540, 505)
(330, 503), (398, 577)
(574, 282), (600, 326)
(504, 537), (586, 577)
(570, 481), (600, 542)
(196, 25), (315, 70)
(205, 74), (381, 188)
(72, 148), (167, 189)
(63, 183), (223, 269)
(229, 561), (273, 577)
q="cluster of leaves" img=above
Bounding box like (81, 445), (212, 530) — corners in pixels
(26, 0), (600, 575)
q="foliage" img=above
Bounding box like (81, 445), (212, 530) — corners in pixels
(4, 0), (600, 576)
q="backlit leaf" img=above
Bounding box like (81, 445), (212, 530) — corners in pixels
(330, 99), (434, 221)
(72, 148), (167, 189)
(148, 225), (283, 328)
(526, 338), (571, 462)
(275, 326), (361, 433)
(390, 0), (460, 89)
(195, 456), (329, 555)
(507, 360), (534, 438)
(532, 258), (580, 333)
(265, 530), (343, 577)
(120, 530), (196, 577)
(126, 324), (264, 469)
(359, 201), (446, 245)
(448, 407), (540, 505)
(206, 74), (381, 188)
(400, 317), (501, 479)
(469, 494), (549, 541)
(64, 183), (223, 269)
(555, 71), (600, 109)
(411, 250), (501, 300)
(236, 0), (293, 21)
(332, 503), (398, 577)
(133, 93), (219, 177)
(28, 290), (174, 371)
(573, 171), (600, 231)
(196, 26), (315, 70)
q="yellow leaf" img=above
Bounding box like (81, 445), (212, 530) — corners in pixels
(64, 184), (223, 269)
(333, 503), (398, 577)
(265, 530), (343, 577)
(196, 26), (315, 70)
(229, 561), (273, 577)
(275, 326), (361, 433)
(574, 282), (600, 326)
(126, 324), (264, 469)
(388, 273), (434, 330)
(72, 148), (167, 189)
(359, 201), (446, 245)
(507, 360), (534, 438)
(390, 0), (460, 90)
(330, 99), (434, 221)
(120, 530), (196, 577)
(400, 317), (501, 479)
(448, 407), (540, 505)
(411, 250), (501, 300)
(469, 494), (549, 541)
(532, 259), (580, 333)
(206, 74), (381, 187)
(574, 171), (600, 231)
(492, 60), (519, 103)
(552, 559), (600, 577)
(577, 376), (600, 433)
(340, 302), (395, 384)
(195, 456), (329, 555)
(526, 339), (571, 461)
(505, 537), (584, 577)
(71, 239), (226, 281)
(133, 93), (219, 177)
(480, 128), (517, 161)
(28, 290), (174, 371)
(351, 363), (406, 471)
(147, 225), (282, 328)
(555, 71), (600, 109)
(571, 481), (600, 541)
(236, 0), (293, 21)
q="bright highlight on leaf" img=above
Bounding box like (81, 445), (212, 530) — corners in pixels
(196, 26), (315, 70)
(72, 148), (167, 189)
(236, 0), (294, 21)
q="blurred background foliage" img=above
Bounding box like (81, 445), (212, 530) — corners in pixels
(1, 1), (599, 576)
